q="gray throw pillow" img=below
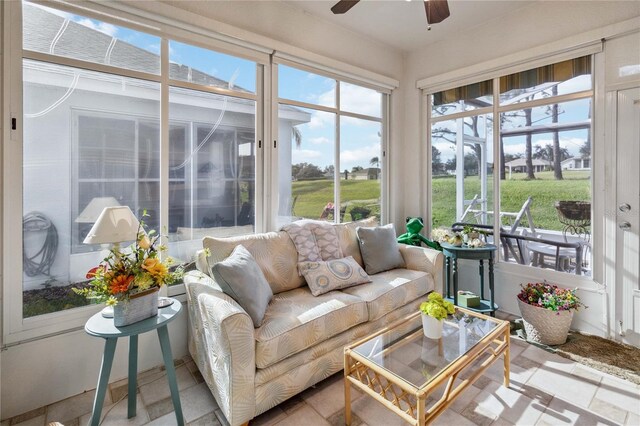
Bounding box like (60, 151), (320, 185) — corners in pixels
(298, 256), (371, 296)
(210, 244), (273, 327)
(356, 223), (405, 274)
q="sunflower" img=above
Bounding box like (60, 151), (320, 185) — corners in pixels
(142, 258), (168, 281)
(110, 275), (134, 295)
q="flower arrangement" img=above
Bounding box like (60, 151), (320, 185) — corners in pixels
(74, 214), (182, 307)
(517, 282), (585, 312)
(420, 292), (456, 320)
(431, 226), (485, 248)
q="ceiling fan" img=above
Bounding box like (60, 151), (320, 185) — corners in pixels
(331, 0), (450, 27)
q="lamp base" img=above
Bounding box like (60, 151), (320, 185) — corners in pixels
(101, 305), (114, 318)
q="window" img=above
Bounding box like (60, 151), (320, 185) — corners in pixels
(277, 64), (385, 226)
(429, 56), (593, 277)
(17, 1), (258, 322)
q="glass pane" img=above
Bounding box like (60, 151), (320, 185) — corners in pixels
(499, 98), (591, 275)
(277, 105), (335, 227)
(431, 114), (494, 230)
(340, 117), (381, 223)
(168, 87), (256, 264)
(23, 59), (160, 318)
(340, 82), (381, 118)
(500, 56), (592, 105)
(23, 1), (161, 74)
(278, 64), (336, 108)
(169, 41), (256, 93)
(351, 311), (498, 388)
(432, 79), (493, 118)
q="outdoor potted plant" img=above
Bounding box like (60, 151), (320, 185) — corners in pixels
(420, 292), (455, 339)
(517, 282), (585, 345)
(74, 215), (182, 327)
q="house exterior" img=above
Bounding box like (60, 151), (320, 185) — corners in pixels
(349, 167), (380, 180)
(562, 156), (591, 170)
(504, 158), (551, 174)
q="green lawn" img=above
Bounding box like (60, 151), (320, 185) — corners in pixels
(294, 171), (590, 232)
(292, 179), (381, 220)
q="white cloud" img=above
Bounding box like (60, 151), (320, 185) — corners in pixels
(340, 143), (381, 170)
(292, 149), (323, 163)
(307, 110), (334, 129)
(76, 18), (118, 37)
(340, 83), (381, 117)
(309, 137), (332, 145)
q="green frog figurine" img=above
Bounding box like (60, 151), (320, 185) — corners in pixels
(397, 217), (442, 251)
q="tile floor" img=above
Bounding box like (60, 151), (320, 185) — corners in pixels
(4, 319), (640, 426)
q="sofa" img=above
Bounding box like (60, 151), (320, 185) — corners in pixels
(184, 218), (444, 425)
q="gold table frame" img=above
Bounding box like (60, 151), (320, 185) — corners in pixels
(344, 308), (510, 426)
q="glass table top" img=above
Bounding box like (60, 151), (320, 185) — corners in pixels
(351, 310), (500, 388)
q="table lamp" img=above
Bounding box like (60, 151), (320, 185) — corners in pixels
(75, 197), (121, 224)
(84, 206), (141, 317)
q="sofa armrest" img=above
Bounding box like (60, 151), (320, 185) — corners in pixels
(399, 245), (444, 293)
(184, 271), (256, 425)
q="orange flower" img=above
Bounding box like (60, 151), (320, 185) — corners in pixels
(142, 258), (168, 279)
(109, 275), (134, 294)
(86, 266), (103, 279)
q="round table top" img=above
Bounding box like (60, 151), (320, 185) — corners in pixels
(440, 242), (497, 252)
(85, 298), (181, 338)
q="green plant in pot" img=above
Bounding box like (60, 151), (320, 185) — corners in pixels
(420, 292), (455, 339)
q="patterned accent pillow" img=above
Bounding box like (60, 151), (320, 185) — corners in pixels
(311, 223), (343, 261)
(281, 222), (322, 263)
(298, 256), (371, 296)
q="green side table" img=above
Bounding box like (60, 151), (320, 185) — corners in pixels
(85, 298), (184, 426)
(440, 242), (498, 316)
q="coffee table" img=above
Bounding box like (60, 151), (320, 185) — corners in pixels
(344, 307), (510, 425)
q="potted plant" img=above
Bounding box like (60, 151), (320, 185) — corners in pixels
(517, 282), (585, 345)
(74, 215), (182, 326)
(420, 292), (455, 339)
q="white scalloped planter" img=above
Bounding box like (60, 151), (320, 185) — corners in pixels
(518, 299), (573, 345)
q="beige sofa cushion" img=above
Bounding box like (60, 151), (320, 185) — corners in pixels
(203, 231), (304, 294)
(255, 288), (368, 368)
(342, 268), (434, 321)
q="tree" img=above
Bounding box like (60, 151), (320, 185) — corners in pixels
(292, 127), (302, 148)
(550, 86), (563, 180)
(369, 156), (380, 168)
(292, 162), (324, 180)
(323, 165), (334, 175)
(579, 140), (591, 157)
(533, 143), (570, 166)
(351, 166), (364, 173)
(524, 107), (536, 179)
(432, 146), (445, 175)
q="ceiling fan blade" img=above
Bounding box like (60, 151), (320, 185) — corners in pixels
(331, 0), (360, 14)
(424, 0), (450, 24)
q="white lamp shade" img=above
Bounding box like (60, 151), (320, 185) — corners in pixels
(76, 197), (121, 223)
(83, 206), (140, 245)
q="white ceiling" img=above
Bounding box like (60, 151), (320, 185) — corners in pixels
(281, 0), (535, 52)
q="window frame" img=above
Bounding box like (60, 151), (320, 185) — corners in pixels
(2, 0), (394, 344)
(424, 56), (598, 288)
(3, 0), (266, 343)
(272, 61), (390, 228)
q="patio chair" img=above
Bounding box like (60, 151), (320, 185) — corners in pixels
(452, 222), (586, 275)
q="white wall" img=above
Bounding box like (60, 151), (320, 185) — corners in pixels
(1, 1), (405, 419)
(402, 1), (640, 333)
